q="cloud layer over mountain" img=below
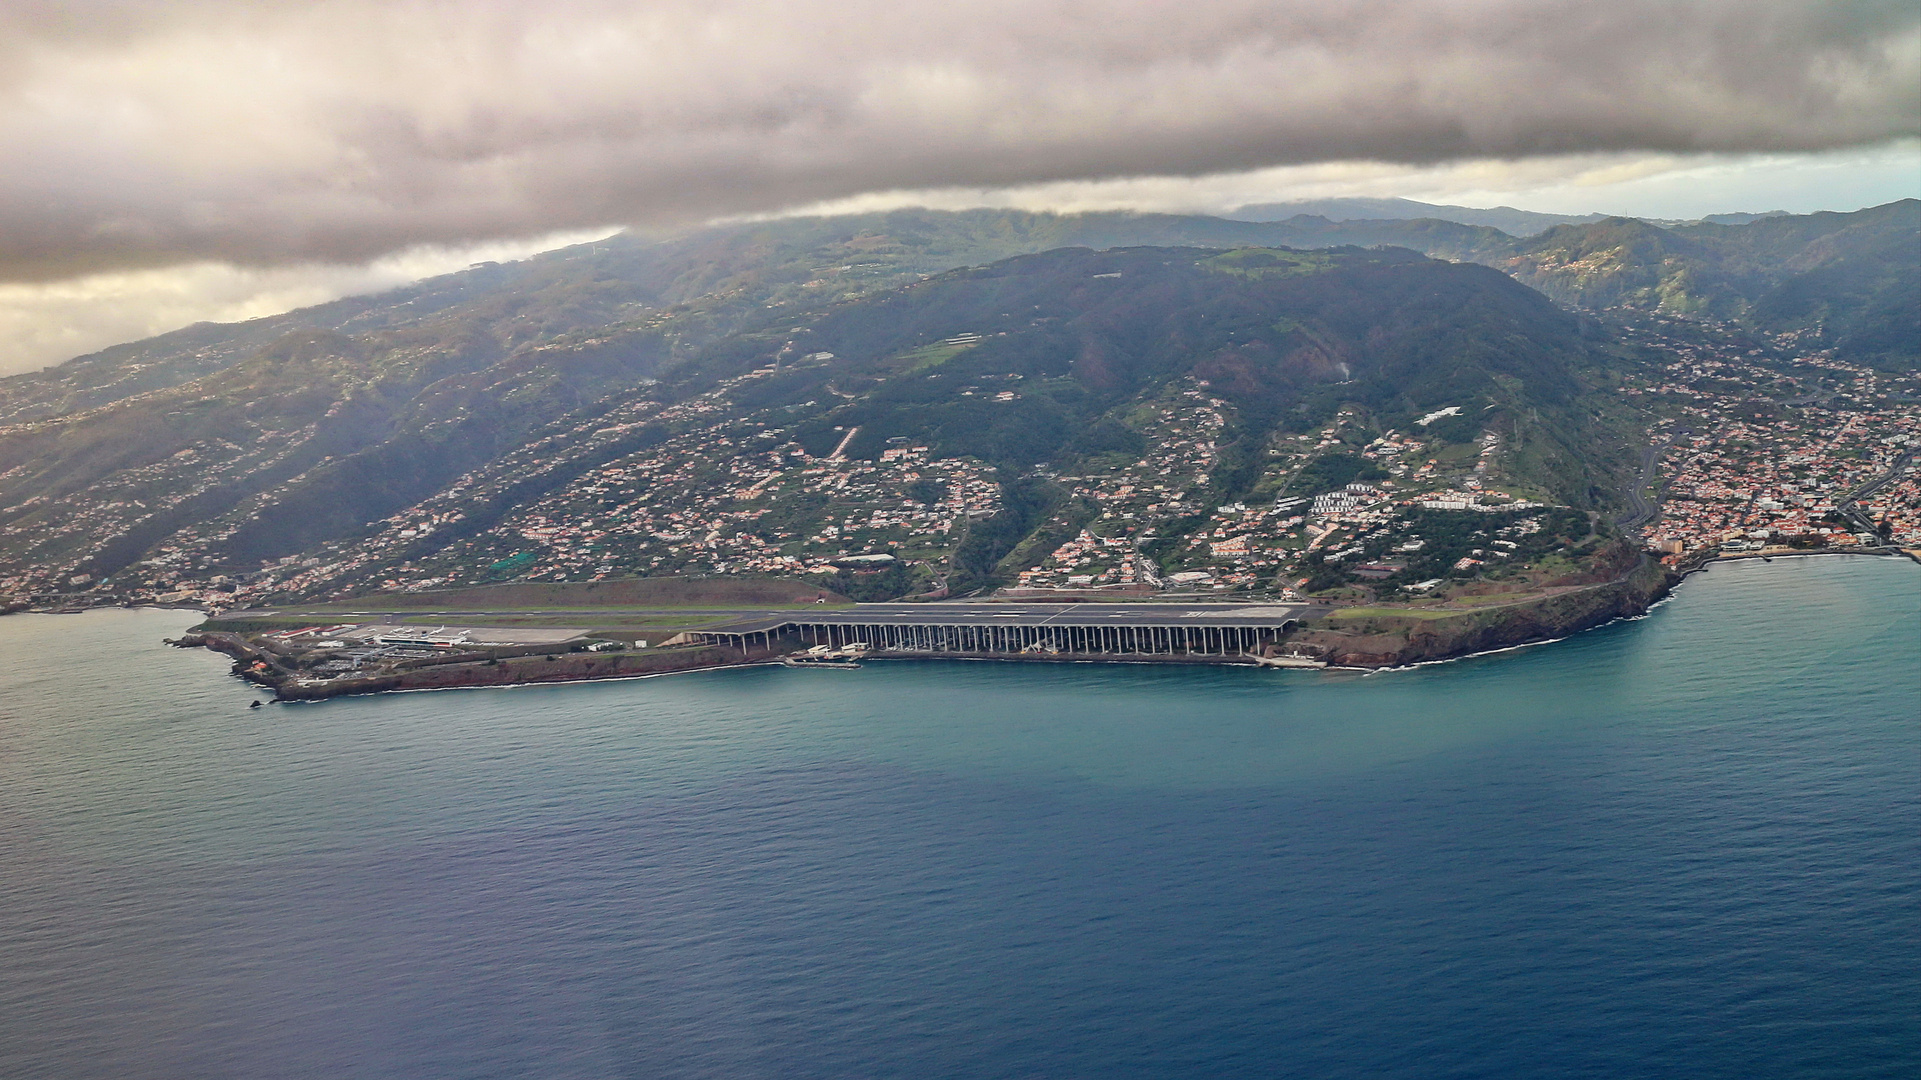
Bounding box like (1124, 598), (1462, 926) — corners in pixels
(2, 0), (1915, 282)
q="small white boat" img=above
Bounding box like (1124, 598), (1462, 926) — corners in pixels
(1256, 654), (1327, 669)
(781, 655), (862, 669)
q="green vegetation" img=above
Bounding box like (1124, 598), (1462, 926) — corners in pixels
(1285, 454), (1388, 496)
(1497, 201), (1918, 370)
(1202, 248), (1333, 278)
(1325, 607), (1460, 621)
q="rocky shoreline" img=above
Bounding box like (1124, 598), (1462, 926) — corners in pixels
(1287, 554), (1675, 668)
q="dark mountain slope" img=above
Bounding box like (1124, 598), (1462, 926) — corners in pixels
(1493, 200), (1919, 367)
(652, 244), (1625, 505)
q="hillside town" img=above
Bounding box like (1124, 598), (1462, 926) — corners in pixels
(1, 315), (1915, 613)
(59, 359), (1009, 606)
(1620, 317), (1920, 560)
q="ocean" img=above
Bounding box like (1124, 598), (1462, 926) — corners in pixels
(1, 554), (1916, 1078)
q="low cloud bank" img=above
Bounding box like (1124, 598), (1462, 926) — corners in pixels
(0, 0), (1913, 281)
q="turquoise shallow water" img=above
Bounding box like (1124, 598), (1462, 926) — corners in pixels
(1, 555), (1917, 1078)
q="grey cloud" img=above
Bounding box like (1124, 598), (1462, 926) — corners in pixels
(0, 0), (1913, 280)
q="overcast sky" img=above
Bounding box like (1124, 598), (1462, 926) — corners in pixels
(2, 0), (1915, 375)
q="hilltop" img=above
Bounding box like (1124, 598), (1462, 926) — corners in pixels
(1490, 200), (1919, 369)
(1228, 196), (1610, 236)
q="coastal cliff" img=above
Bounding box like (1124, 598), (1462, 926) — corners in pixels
(1286, 555), (1674, 667)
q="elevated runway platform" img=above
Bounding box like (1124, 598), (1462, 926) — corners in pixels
(691, 602), (1320, 659)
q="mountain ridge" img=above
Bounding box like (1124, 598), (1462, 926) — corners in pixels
(7, 199), (1908, 432)
(1228, 196), (1609, 235)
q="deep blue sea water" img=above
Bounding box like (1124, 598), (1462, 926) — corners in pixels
(1, 555), (1917, 1079)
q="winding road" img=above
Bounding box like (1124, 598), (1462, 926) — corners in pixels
(1837, 448), (1915, 544)
(1613, 437), (1674, 538)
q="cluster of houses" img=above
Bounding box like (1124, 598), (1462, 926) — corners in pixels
(13, 317), (1915, 611)
(1627, 337), (1921, 558)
